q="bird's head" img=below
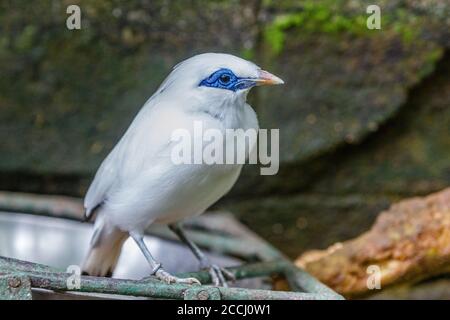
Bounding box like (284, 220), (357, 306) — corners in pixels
(158, 53), (284, 104)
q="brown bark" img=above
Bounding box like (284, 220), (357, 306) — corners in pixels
(296, 188), (450, 298)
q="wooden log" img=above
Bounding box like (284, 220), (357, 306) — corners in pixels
(295, 187), (450, 298)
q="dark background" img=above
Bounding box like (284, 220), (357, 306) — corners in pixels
(0, 0), (449, 258)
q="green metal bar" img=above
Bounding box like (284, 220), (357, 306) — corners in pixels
(176, 260), (287, 284)
(149, 215), (343, 298)
(153, 227), (345, 298)
(12, 270), (335, 300)
(283, 262), (342, 297)
(0, 192), (344, 299)
(178, 260), (343, 299)
(0, 191), (83, 220)
(184, 287), (222, 300)
(0, 275), (32, 300)
(0, 256), (343, 300)
(0, 256), (62, 273)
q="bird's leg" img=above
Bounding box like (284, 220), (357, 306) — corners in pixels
(129, 231), (200, 285)
(169, 223), (235, 287)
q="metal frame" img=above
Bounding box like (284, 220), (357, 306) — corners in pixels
(0, 192), (344, 300)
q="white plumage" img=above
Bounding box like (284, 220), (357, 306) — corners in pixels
(82, 53), (283, 285)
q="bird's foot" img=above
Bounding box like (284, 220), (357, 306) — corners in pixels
(203, 264), (235, 287)
(154, 269), (201, 285)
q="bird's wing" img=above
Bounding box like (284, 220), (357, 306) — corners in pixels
(83, 100), (157, 219)
(83, 94), (193, 219)
(83, 143), (120, 219)
(83, 67), (182, 219)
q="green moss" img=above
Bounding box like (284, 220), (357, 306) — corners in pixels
(417, 48), (444, 78)
(264, 1), (368, 54)
(15, 25), (38, 52)
(263, 0), (428, 54)
(427, 48), (444, 63)
(241, 48), (255, 61)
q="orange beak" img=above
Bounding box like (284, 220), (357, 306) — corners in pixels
(254, 69), (285, 86)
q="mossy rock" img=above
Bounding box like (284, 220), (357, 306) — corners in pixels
(228, 0), (449, 196)
(1, 1), (447, 179)
(0, 0), (259, 175)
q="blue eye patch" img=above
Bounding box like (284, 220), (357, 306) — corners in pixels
(199, 68), (256, 92)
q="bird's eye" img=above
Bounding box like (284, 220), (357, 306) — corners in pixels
(199, 68), (239, 91)
(219, 74), (231, 84)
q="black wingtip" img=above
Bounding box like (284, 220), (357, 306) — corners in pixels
(83, 203), (103, 223)
(82, 211), (92, 223)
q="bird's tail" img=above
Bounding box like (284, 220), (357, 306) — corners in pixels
(81, 212), (128, 277)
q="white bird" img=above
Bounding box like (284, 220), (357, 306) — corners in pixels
(81, 53), (284, 286)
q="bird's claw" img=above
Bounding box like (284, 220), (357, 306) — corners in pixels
(205, 264), (235, 287)
(142, 268), (201, 285)
(155, 269), (201, 285)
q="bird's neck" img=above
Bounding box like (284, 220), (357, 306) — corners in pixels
(192, 93), (249, 129)
(179, 89), (247, 129)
